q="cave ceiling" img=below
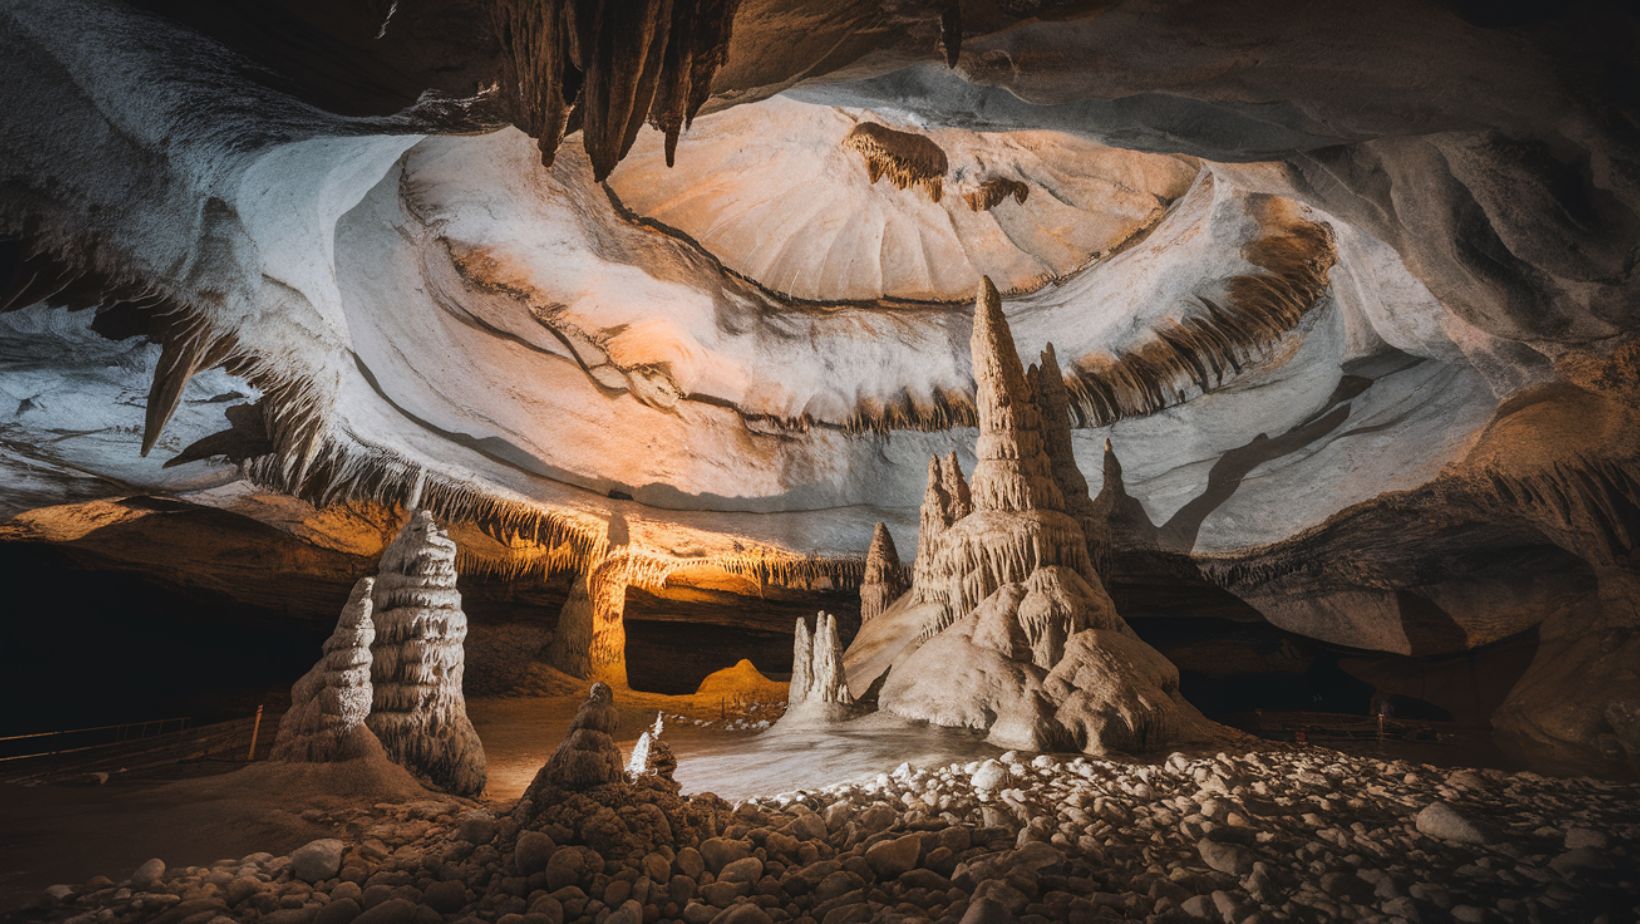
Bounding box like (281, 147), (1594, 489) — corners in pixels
(1, 0), (1637, 660)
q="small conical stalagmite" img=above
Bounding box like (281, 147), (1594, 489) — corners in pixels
(368, 510), (487, 798)
(626, 712), (678, 783)
(860, 522), (907, 623)
(912, 457), (953, 601)
(538, 682), (624, 790)
(941, 452), (972, 521)
(786, 612), (852, 709)
(271, 577), (381, 763)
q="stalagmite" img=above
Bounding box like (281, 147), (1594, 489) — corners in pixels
(860, 521), (907, 624)
(537, 682), (624, 790)
(1031, 343), (1100, 552)
(271, 577), (382, 763)
(843, 122), (948, 202)
(367, 510), (487, 798)
(546, 549), (632, 687)
(787, 617), (813, 706)
(625, 712), (677, 782)
(786, 612), (852, 710)
(941, 452), (972, 522)
(879, 277), (1216, 754)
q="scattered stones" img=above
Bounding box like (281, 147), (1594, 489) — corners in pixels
(130, 858), (165, 889)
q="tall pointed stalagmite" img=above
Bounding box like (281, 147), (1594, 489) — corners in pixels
(969, 277), (1067, 514)
(1032, 343), (1100, 547)
(271, 577), (382, 763)
(368, 510), (487, 797)
(941, 452), (972, 521)
(860, 522), (907, 624)
(911, 456), (953, 599)
(787, 617), (813, 705)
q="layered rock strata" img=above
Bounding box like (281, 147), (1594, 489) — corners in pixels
(880, 278), (1214, 753)
(367, 511), (488, 797)
(270, 577), (383, 763)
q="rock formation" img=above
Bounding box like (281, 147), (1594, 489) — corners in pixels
(880, 278), (1215, 753)
(964, 176), (1029, 212)
(842, 122), (948, 202)
(539, 681), (624, 790)
(270, 577), (382, 763)
(492, 0), (743, 177)
(786, 611), (853, 712)
(625, 712), (677, 783)
(1030, 344), (1101, 560)
(546, 550), (632, 687)
(860, 522), (907, 624)
(367, 511), (488, 797)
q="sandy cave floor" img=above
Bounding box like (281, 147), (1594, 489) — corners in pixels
(3, 693), (1637, 922)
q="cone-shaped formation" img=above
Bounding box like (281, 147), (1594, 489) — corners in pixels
(492, 0), (743, 179)
(941, 452), (973, 521)
(1031, 344), (1101, 554)
(367, 511), (487, 797)
(860, 522), (908, 624)
(539, 681), (624, 790)
(843, 122), (949, 202)
(625, 712), (678, 783)
(970, 277), (1068, 515)
(787, 617), (813, 706)
(788, 612), (852, 707)
(880, 278), (1216, 755)
(271, 577), (382, 763)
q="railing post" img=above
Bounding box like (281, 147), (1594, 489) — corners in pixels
(246, 705), (264, 762)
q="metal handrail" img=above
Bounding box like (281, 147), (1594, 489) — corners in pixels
(0, 716), (193, 745)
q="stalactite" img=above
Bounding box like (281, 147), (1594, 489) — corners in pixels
(843, 122), (949, 203)
(491, 0), (742, 179)
(938, 0), (962, 68)
(964, 176), (1029, 212)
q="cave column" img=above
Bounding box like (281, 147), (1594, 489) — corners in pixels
(546, 551), (632, 688)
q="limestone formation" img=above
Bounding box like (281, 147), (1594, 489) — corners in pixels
(842, 122), (949, 202)
(880, 277), (1214, 753)
(367, 511), (487, 798)
(546, 551), (632, 686)
(492, 0), (743, 177)
(625, 712), (678, 783)
(941, 452), (972, 522)
(538, 681), (624, 790)
(860, 522), (907, 624)
(270, 577), (382, 763)
(786, 611), (853, 711)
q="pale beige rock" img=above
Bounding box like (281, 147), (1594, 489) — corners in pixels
(860, 522), (907, 624)
(367, 510), (487, 797)
(271, 577), (383, 763)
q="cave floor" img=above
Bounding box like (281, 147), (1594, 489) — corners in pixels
(5, 696), (1638, 921)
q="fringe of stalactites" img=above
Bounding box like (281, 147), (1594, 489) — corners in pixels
(964, 176), (1029, 212)
(1063, 219), (1338, 428)
(491, 0), (743, 180)
(1478, 453), (1640, 568)
(843, 122), (950, 203)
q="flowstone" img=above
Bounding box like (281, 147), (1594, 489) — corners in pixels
(367, 510), (487, 797)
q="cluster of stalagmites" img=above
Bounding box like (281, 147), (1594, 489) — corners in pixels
(785, 612), (854, 716)
(843, 122), (949, 203)
(271, 510), (487, 798)
(876, 277), (1214, 754)
(492, 0), (742, 179)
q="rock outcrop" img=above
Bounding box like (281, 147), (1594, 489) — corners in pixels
(842, 122), (948, 202)
(367, 510), (487, 798)
(860, 522), (907, 624)
(880, 278), (1215, 753)
(270, 577), (382, 763)
(539, 681), (625, 790)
